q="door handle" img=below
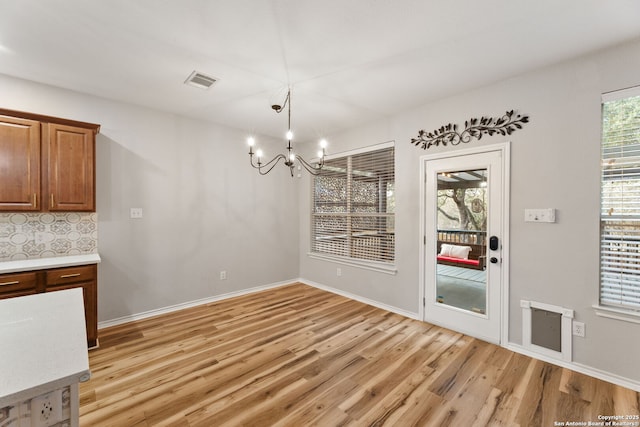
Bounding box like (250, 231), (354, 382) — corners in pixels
(490, 257), (499, 264)
(489, 236), (499, 251)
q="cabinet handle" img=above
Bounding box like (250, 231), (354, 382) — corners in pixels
(0, 281), (20, 286)
(33, 193), (37, 207)
(50, 193), (55, 207)
(60, 273), (81, 279)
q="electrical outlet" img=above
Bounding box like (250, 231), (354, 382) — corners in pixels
(220, 270), (227, 280)
(572, 321), (585, 337)
(31, 390), (62, 427)
(336, 268), (342, 277)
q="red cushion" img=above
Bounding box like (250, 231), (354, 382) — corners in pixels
(437, 255), (480, 266)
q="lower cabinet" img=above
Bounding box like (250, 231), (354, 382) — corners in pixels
(0, 271), (38, 299)
(0, 264), (98, 348)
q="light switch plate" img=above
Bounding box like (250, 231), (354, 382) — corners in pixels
(524, 208), (556, 223)
(130, 208), (143, 219)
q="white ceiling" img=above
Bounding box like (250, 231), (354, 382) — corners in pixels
(1, 0), (639, 144)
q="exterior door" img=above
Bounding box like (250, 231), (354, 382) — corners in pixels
(421, 143), (509, 344)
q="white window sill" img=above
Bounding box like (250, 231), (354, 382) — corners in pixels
(593, 304), (640, 324)
(307, 252), (397, 275)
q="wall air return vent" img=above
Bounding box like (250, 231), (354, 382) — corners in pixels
(184, 70), (218, 89)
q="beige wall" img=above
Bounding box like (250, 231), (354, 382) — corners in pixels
(0, 74), (300, 322)
(299, 37), (640, 383)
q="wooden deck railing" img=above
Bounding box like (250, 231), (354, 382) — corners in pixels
(437, 229), (486, 246)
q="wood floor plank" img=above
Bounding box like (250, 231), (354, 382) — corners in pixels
(80, 283), (640, 426)
(377, 384), (444, 426)
(340, 332), (439, 419)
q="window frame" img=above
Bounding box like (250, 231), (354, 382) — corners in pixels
(308, 141), (397, 275)
(594, 85), (640, 323)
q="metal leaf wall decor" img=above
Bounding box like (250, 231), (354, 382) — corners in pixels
(411, 110), (529, 150)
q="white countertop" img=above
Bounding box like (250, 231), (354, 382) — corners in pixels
(0, 288), (91, 406)
(0, 253), (101, 274)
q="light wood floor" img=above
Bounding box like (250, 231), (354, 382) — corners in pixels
(80, 283), (640, 426)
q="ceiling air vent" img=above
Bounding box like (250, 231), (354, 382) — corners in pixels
(184, 70), (217, 90)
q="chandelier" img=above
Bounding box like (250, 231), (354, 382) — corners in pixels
(247, 89), (326, 176)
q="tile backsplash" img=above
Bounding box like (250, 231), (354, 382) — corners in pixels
(0, 213), (98, 261)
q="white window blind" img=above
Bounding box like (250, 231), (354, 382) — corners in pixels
(600, 87), (640, 310)
(312, 144), (395, 263)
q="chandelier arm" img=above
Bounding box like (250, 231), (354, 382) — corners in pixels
(257, 154), (288, 175)
(249, 153), (282, 169)
(249, 156), (260, 169)
(296, 155), (323, 175)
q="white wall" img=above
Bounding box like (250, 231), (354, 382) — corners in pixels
(299, 37), (640, 384)
(0, 74), (300, 322)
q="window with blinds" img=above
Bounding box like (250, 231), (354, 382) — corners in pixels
(600, 87), (640, 311)
(312, 144), (395, 264)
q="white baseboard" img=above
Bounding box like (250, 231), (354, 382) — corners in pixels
(297, 277), (420, 320)
(98, 278), (640, 393)
(506, 343), (640, 392)
(98, 279), (295, 329)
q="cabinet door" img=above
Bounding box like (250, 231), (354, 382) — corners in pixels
(0, 115), (40, 211)
(45, 123), (95, 211)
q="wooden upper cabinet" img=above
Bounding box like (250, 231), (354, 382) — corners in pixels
(0, 109), (99, 212)
(44, 123), (95, 211)
(0, 115), (41, 210)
